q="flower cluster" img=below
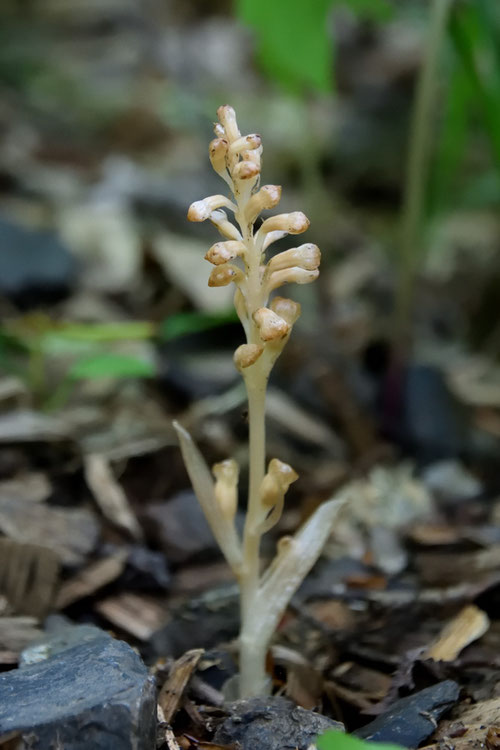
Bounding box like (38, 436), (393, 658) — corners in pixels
(188, 105), (320, 375)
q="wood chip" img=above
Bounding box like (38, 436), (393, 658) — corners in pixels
(0, 539), (59, 617)
(0, 496), (99, 566)
(55, 551), (128, 609)
(95, 592), (166, 640)
(0, 616), (43, 652)
(158, 648), (204, 724)
(426, 697), (500, 750)
(424, 604), (490, 662)
(84, 453), (143, 540)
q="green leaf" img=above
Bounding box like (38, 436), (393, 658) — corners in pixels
(235, 0), (334, 94)
(68, 353), (155, 380)
(234, 0), (393, 94)
(317, 731), (405, 750)
(337, 0), (393, 23)
(160, 309), (238, 341)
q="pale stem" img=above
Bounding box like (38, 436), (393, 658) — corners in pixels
(235, 189), (272, 697)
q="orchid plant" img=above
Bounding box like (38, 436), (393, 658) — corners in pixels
(174, 105), (344, 698)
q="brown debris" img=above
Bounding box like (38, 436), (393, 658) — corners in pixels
(84, 453), (143, 541)
(95, 592), (167, 640)
(158, 648), (204, 725)
(55, 551), (128, 609)
(0, 539), (59, 617)
(0, 616), (43, 654)
(424, 604), (490, 662)
(0, 496), (99, 567)
(427, 698), (500, 750)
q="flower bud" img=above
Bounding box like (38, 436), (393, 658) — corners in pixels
(270, 297), (301, 325)
(217, 105), (240, 142)
(268, 458), (298, 489)
(245, 185), (282, 225)
(232, 161), (260, 180)
(209, 210), (242, 241)
(233, 343), (264, 370)
(208, 264), (242, 287)
(205, 240), (246, 265)
(259, 474), (281, 508)
(187, 195), (235, 222)
(229, 134), (262, 155)
(259, 211), (310, 236)
(268, 243), (321, 272)
(253, 307), (290, 341)
(209, 138), (228, 175)
(268, 267), (319, 292)
(213, 458), (239, 521)
(259, 458), (298, 507)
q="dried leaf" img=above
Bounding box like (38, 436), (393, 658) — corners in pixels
(173, 421), (242, 573)
(56, 551), (127, 609)
(257, 497), (346, 644)
(158, 648), (204, 723)
(424, 604), (490, 662)
(84, 453), (143, 540)
(0, 540), (59, 617)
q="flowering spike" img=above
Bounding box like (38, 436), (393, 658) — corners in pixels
(178, 106), (330, 700)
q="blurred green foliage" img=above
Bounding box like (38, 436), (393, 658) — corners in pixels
(161, 309), (238, 341)
(317, 731), (404, 750)
(431, 0), (500, 210)
(235, 0), (392, 94)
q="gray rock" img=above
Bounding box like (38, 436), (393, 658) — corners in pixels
(213, 696), (343, 750)
(0, 217), (76, 302)
(20, 616), (110, 666)
(0, 636), (156, 749)
(143, 490), (218, 563)
(149, 584), (239, 659)
(355, 680), (460, 747)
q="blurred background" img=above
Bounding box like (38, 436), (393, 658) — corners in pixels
(2, 0), (500, 637)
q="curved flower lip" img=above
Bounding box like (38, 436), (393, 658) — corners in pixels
(187, 195), (236, 222)
(205, 240), (246, 265)
(209, 210), (242, 241)
(233, 161), (260, 180)
(229, 134), (262, 155)
(268, 243), (321, 272)
(217, 104), (240, 141)
(258, 211), (310, 239)
(245, 185), (282, 225)
(233, 343), (264, 370)
(267, 267), (319, 292)
(270, 296), (301, 325)
(208, 264), (243, 287)
(209, 138), (229, 174)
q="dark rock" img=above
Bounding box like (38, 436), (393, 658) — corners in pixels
(379, 361), (466, 464)
(213, 696), (343, 750)
(354, 680), (460, 747)
(20, 616), (110, 666)
(0, 217), (76, 306)
(149, 584), (239, 659)
(122, 545), (171, 591)
(0, 636), (156, 749)
(142, 490), (219, 563)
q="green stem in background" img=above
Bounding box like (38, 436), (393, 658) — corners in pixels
(395, 0), (452, 344)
